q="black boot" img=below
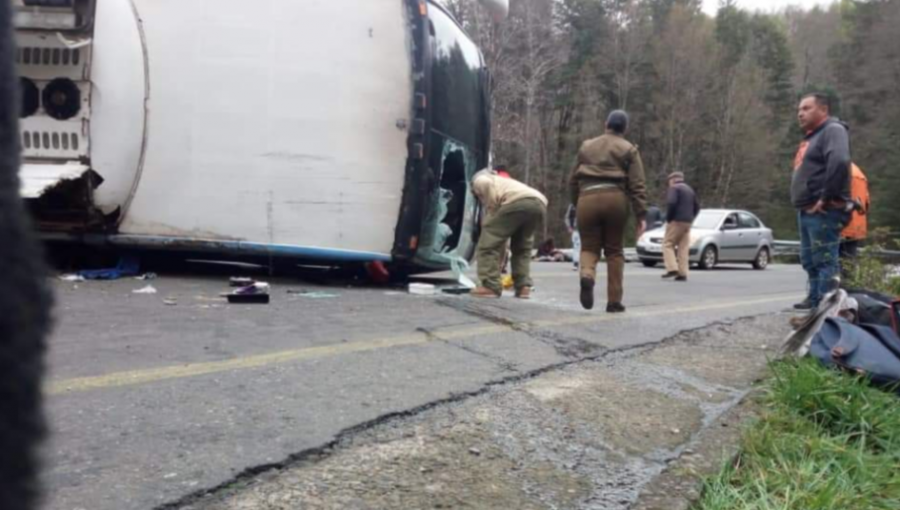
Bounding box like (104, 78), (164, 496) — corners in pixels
(580, 277), (595, 310)
(793, 298), (813, 311)
(606, 302), (626, 313)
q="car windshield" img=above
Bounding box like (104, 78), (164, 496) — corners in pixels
(692, 211), (726, 230)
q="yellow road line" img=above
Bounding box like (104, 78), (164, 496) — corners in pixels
(535, 293), (799, 328)
(47, 293), (798, 396)
(530, 273), (671, 279)
(46, 334), (428, 396)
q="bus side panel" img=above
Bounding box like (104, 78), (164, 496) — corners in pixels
(90, 0), (147, 216)
(119, 0), (413, 255)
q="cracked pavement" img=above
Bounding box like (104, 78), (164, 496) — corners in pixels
(44, 263), (804, 510)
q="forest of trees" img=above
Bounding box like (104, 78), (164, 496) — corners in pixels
(444, 0), (899, 243)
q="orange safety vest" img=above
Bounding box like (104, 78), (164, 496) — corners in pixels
(842, 164), (870, 241)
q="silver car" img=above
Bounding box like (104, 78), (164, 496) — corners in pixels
(636, 209), (774, 270)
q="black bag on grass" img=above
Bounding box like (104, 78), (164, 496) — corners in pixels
(846, 289), (900, 333)
(809, 318), (900, 391)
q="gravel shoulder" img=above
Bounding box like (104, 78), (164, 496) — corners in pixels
(176, 314), (788, 510)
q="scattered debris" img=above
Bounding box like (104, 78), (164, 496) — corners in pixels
(450, 257), (476, 290)
(58, 274), (85, 282)
(163, 298), (178, 306)
(229, 277), (255, 288)
(135, 273), (158, 281)
(287, 290), (340, 299)
(195, 296), (226, 303)
(442, 287), (471, 295)
(227, 294), (270, 305)
(227, 282), (271, 305)
(409, 283), (437, 296)
(132, 285), (158, 295)
(237, 282), (270, 294)
(79, 254), (141, 281)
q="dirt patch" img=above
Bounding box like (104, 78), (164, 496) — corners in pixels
(641, 316), (785, 388)
(202, 422), (592, 510)
(525, 371), (704, 456)
(183, 316), (787, 510)
(631, 398), (762, 510)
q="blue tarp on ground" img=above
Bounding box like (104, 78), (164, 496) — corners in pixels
(78, 255), (140, 280)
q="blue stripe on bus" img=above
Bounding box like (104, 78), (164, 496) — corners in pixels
(106, 235), (393, 263)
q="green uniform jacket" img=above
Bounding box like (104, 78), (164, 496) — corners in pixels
(568, 133), (648, 219)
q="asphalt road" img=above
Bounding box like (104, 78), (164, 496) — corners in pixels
(43, 261), (805, 510)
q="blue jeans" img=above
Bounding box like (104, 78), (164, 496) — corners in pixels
(798, 209), (847, 306)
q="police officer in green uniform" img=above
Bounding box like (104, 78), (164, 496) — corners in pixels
(569, 110), (648, 312)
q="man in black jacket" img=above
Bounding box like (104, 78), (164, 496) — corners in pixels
(662, 172), (700, 281)
(791, 93), (852, 310)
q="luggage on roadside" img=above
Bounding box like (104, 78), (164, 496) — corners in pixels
(845, 289), (900, 334)
(894, 300), (900, 334)
(809, 317), (900, 392)
(782, 289), (848, 356)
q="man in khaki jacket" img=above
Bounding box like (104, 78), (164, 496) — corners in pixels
(569, 110), (647, 312)
(471, 171), (548, 299)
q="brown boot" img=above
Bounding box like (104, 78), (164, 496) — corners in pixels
(471, 286), (501, 298)
(579, 277), (595, 310)
(515, 287), (532, 300)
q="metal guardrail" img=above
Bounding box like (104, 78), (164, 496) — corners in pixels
(774, 240), (900, 263)
(773, 240), (801, 256)
(563, 242), (898, 264)
(558, 248), (640, 262)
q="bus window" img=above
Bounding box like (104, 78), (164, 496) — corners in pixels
(413, 136), (482, 268)
(409, 6), (488, 269)
(440, 149), (467, 250)
(429, 5), (489, 161)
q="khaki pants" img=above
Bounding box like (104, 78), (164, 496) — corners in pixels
(663, 221), (692, 277)
(577, 188), (628, 304)
(476, 198), (546, 294)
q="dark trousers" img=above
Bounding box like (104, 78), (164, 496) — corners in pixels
(577, 188), (628, 304)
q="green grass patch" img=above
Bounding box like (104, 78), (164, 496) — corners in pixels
(695, 359), (900, 510)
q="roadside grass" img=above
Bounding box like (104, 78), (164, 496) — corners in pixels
(695, 358), (900, 510)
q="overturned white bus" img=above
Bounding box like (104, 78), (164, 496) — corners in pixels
(13, 0), (508, 272)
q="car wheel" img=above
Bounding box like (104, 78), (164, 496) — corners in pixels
(641, 260), (658, 268)
(753, 247), (770, 270)
(698, 245), (718, 270)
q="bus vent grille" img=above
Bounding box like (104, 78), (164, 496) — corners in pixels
(16, 47), (81, 67)
(21, 130), (81, 154)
